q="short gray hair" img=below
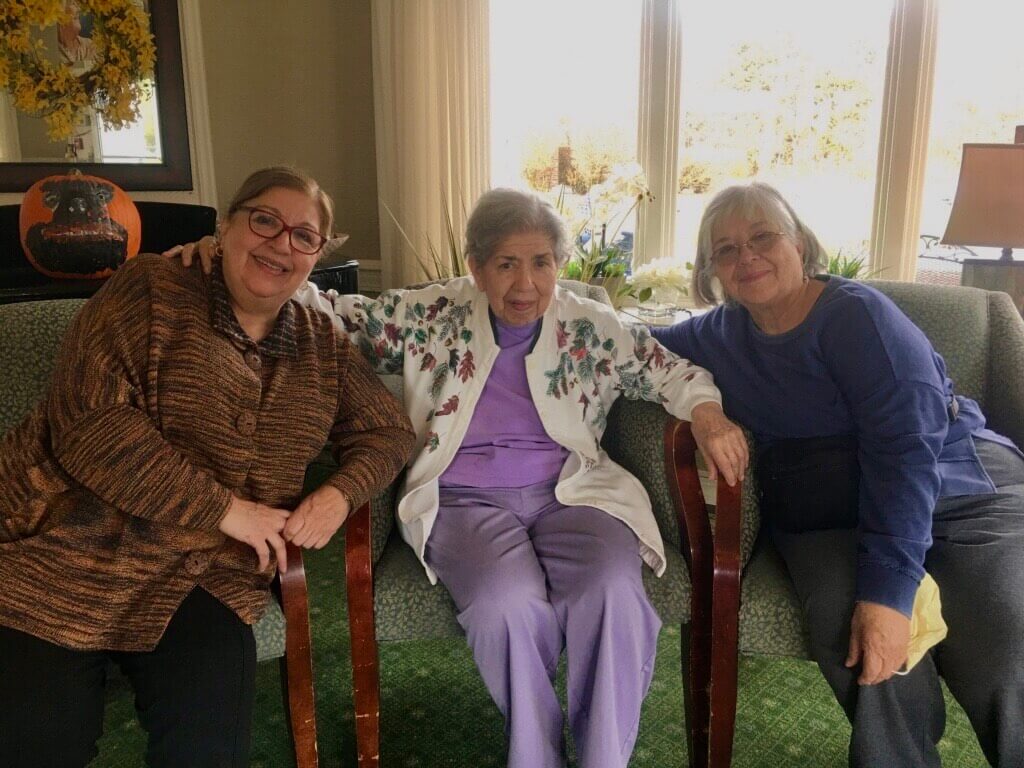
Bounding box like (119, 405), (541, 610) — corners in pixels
(691, 181), (827, 306)
(464, 188), (572, 268)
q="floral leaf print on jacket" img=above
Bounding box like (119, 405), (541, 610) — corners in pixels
(400, 297), (475, 409)
(545, 319), (677, 430)
(546, 318), (616, 428)
(349, 293), (407, 374)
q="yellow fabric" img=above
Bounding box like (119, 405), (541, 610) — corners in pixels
(906, 573), (947, 671)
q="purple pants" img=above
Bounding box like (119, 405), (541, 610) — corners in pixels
(425, 480), (662, 768)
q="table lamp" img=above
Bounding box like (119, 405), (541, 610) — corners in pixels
(941, 137), (1024, 261)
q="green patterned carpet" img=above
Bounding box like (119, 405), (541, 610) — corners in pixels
(92, 537), (990, 767)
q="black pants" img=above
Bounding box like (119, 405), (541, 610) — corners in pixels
(773, 439), (1024, 767)
(0, 587), (257, 768)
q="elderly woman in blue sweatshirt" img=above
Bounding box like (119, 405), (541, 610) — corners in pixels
(653, 181), (1024, 768)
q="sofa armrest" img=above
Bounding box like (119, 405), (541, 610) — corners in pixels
(986, 290), (1024, 449)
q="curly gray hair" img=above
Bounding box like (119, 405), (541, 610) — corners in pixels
(464, 188), (572, 268)
(691, 181), (827, 306)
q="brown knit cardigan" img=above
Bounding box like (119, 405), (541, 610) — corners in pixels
(0, 255), (414, 651)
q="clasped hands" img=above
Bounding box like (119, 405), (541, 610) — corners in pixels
(217, 485), (351, 573)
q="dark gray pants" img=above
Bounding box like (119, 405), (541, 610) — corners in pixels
(773, 439), (1024, 767)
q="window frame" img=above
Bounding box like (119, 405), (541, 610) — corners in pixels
(631, 0), (938, 279)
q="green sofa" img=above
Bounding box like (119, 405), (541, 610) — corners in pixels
(0, 298), (319, 768)
(703, 280), (1024, 767)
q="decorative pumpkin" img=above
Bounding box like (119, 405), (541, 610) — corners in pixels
(19, 170), (142, 280)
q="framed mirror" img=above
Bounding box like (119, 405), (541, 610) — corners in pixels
(0, 0), (191, 192)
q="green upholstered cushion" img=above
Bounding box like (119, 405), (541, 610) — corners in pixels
(0, 299), (85, 434)
(254, 600), (287, 661)
(0, 298), (287, 662)
(979, 290), (1024, 449)
(738, 542), (809, 659)
(869, 280), (989, 405)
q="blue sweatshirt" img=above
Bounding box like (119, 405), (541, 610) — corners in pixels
(652, 276), (1012, 616)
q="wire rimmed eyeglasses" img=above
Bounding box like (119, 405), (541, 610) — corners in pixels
(237, 206), (328, 255)
(711, 231), (786, 266)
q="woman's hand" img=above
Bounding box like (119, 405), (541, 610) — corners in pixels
(689, 401), (749, 487)
(845, 601), (911, 685)
(218, 496), (291, 572)
(162, 235), (219, 273)
(284, 485), (351, 549)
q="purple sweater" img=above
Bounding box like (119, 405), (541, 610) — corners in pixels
(440, 316), (568, 488)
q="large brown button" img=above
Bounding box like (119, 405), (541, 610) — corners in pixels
(184, 550), (210, 576)
(236, 412), (257, 436)
(244, 350), (261, 371)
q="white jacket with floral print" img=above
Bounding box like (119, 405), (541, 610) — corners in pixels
(295, 277), (722, 583)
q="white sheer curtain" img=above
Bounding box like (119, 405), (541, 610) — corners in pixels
(371, 0), (490, 289)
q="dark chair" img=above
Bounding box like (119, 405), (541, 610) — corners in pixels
(310, 260), (360, 294)
(135, 201), (217, 255)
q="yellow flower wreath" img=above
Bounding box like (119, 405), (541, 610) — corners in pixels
(0, 0), (156, 141)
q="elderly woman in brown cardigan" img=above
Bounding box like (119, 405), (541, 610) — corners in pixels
(0, 167), (414, 768)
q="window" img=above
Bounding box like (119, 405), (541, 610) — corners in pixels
(674, 0), (891, 267)
(97, 81), (163, 164)
(489, 0), (1017, 286)
(490, 0), (644, 249)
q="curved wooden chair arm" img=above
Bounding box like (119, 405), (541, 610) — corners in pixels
(664, 417), (743, 768)
(278, 542), (319, 767)
(664, 417), (712, 766)
(708, 473), (741, 766)
(345, 501), (380, 767)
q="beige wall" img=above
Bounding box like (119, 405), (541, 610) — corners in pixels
(198, 0), (379, 266)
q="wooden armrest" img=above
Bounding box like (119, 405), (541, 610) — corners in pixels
(708, 472), (741, 761)
(345, 501), (381, 765)
(664, 417), (713, 575)
(345, 501), (374, 625)
(277, 543), (319, 764)
(664, 417), (743, 766)
(279, 542), (311, 654)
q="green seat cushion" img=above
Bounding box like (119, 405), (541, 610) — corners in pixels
(374, 535), (462, 642)
(254, 600), (287, 662)
(738, 542), (810, 659)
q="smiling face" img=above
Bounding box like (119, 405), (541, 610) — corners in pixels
(469, 230), (559, 326)
(219, 186), (323, 317)
(711, 213), (806, 313)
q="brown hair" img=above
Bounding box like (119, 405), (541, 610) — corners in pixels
(226, 166), (335, 241)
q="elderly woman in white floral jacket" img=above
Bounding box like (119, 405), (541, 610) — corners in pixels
(175, 187), (747, 768)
